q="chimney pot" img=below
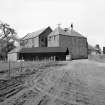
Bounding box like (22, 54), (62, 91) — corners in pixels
(71, 23), (73, 30)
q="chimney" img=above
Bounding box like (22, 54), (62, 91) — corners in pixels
(71, 23), (73, 30)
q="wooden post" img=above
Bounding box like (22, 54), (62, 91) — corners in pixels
(54, 56), (56, 61)
(20, 60), (23, 73)
(8, 61), (11, 79)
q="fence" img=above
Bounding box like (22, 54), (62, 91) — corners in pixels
(0, 60), (57, 79)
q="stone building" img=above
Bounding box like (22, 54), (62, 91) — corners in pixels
(8, 25), (88, 61)
(20, 26), (52, 48)
(48, 25), (88, 59)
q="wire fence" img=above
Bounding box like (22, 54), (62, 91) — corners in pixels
(0, 60), (57, 79)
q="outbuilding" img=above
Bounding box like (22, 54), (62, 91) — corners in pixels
(8, 24), (88, 61)
(19, 47), (68, 61)
(48, 25), (88, 59)
(8, 47), (21, 61)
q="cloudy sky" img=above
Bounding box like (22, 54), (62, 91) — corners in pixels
(0, 0), (105, 47)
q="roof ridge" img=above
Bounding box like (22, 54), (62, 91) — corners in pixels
(22, 26), (50, 40)
(49, 26), (66, 36)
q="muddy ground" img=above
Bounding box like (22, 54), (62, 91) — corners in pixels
(0, 60), (105, 105)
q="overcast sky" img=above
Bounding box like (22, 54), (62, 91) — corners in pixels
(0, 0), (105, 47)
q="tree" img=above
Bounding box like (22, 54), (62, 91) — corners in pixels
(103, 47), (105, 54)
(0, 21), (19, 60)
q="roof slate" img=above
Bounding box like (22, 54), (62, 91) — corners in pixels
(49, 27), (68, 36)
(20, 47), (67, 53)
(69, 30), (86, 38)
(22, 26), (52, 40)
(49, 26), (86, 38)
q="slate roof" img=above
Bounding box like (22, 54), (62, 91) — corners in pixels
(22, 26), (52, 40)
(20, 47), (67, 53)
(49, 27), (67, 36)
(68, 30), (86, 38)
(49, 26), (86, 38)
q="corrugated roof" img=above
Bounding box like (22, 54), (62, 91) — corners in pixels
(20, 47), (67, 53)
(49, 26), (86, 38)
(22, 26), (51, 40)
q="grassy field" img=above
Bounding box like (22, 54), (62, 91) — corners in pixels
(0, 61), (60, 79)
(88, 54), (105, 63)
(0, 59), (105, 105)
(0, 61), (52, 71)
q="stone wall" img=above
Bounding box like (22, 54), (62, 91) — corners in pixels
(8, 53), (18, 61)
(22, 27), (52, 48)
(39, 27), (52, 47)
(48, 35), (59, 47)
(59, 35), (88, 59)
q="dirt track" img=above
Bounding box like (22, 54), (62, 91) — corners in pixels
(1, 60), (105, 105)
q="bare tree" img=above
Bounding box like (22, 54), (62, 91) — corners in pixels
(0, 21), (19, 60)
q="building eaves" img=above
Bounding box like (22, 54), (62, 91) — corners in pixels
(20, 47), (67, 53)
(49, 27), (86, 38)
(22, 26), (52, 40)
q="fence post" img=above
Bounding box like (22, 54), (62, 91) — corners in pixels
(54, 56), (56, 61)
(8, 61), (11, 79)
(20, 60), (23, 73)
